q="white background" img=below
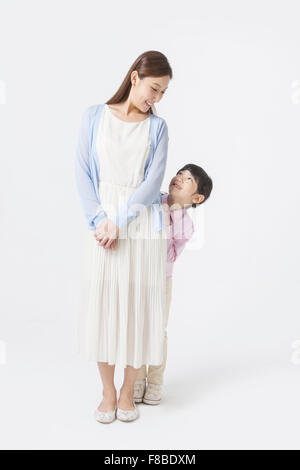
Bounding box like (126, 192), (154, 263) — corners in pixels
(0, 0), (300, 450)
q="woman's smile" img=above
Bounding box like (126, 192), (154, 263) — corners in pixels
(145, 100), (153, 108)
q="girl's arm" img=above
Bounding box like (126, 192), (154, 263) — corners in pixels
(111, 119), (169, 229)
(167, 214), (194, 263)
(74, 106), (108, 229)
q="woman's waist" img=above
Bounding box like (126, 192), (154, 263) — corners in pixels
(99, 179), (140, 190)
(99, 180), (139, 210)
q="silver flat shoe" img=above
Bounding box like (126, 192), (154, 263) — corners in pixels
(94, 406), (117, 424)
(116, 400), (139, 422)
(133, 379), (146, 403)
(143, 382), (163, 405)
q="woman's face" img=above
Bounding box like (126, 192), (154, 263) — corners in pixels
(132, 73), (170, 113)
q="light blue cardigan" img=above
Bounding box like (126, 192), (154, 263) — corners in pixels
(75, 103), (169, 231)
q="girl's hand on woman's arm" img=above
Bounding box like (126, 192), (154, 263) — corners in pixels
(93, 219), (119, 250)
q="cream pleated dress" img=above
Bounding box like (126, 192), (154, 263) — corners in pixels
(76, 104), (167, 369)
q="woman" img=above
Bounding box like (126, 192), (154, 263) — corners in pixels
(75, 50), (172, 423)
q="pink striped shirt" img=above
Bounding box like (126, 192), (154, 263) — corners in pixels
(161, 193), (195, 280)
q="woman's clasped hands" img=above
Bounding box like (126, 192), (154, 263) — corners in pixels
(93, 218), (119, 250)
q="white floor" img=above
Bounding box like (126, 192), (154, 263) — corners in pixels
(0, 332), (299, 450)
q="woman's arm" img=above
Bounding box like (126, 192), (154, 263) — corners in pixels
(74, 106), (108, 230)
(111, 119), (169, 229)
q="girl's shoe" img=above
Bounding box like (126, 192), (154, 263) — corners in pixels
(133, 379), (146, 403)
(116, 400), (139, 422)
(143, 382), (163, 405)
(94, 406), (117, 424)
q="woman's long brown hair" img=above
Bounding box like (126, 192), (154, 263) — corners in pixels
(105, 50), (173, 115)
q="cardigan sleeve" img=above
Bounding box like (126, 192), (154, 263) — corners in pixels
(111, 119), (169, 229)
(74, 106), (108, 230)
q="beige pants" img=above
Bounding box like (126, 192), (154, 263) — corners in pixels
(136, 278), (173, 385)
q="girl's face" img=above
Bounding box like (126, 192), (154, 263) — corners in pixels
(132, 73), (170, 113)
(169, 170), (204, 208)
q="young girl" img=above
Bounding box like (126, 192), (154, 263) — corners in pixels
(133, 164), (213, 405)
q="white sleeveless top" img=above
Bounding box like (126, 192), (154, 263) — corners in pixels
(96, 103), (151, 189)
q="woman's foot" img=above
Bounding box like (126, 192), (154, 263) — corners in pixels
(97, 387), (117, 412)
(94, 387), (117, 424)
(118, 387), (135, 410)
(117, 387), (139, 422)
(116, 400), (138, 422)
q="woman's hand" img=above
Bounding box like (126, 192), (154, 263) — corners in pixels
(94, 219), (119, 250)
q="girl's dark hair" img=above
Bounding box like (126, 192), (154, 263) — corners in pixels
(177, 164), (213, 208)
(105, 50), (173, 115)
